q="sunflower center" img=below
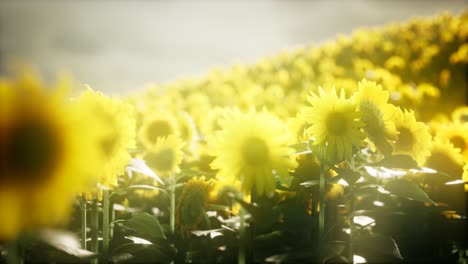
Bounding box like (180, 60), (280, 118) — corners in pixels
(144, 148), (175, 173)
(5, 121), (61, 181)
(101, 136), (118, 157)
(146, 120), (173, 144)
(326, 111), (348, 136)
(450, 136), (465, 151)
(395, 126), (414, 151)
(242, 137), (269, 166)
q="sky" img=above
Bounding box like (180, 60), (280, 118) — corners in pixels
(0, 0), (466, 94)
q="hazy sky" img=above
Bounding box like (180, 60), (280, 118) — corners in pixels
(0, 1), (466, 94)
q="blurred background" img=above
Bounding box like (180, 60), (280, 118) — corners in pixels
(0, 0), (466, 95)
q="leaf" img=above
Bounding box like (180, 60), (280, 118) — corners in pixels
(385, 179), (436, 205)
(333, 167), (362, 185)
(126, 158), (163, 184)
(122, 212), (166, 241)
(323, 241), (346, 261)
(289, 142), (311, 155)
(355, 233), (403, 259)
(111, 243), (171, 263)
(300, 180), (319, 187)
(366, 155), (418, 169)
(37, 229), (95, 258)
(191, 229), (223, 239)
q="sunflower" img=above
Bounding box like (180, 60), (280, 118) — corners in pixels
(302, 87), (365, 163)
(138, 113), (178, 149)
(434, 122), (468, 160)
(142, 135), (184, 177)
(0, 71), (98, 240)
(390, 106), (431, 166)
(210, 109), (297, 197)
(176, 176), (213, 238)
(286, 116), (310, 143)
(352, 79), (398, 156)
(451, 106), (468, 123)
(424, 139), (464, 180)
(78, 87), (136, 188)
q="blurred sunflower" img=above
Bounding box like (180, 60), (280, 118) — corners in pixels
(286, 116), (310, 143)
(143, 135), (184, 177)
(209, 178), (246, 215)
(0, 71), (98, 240)
(434, 122), (468, 160)
(352, 79), (398, 156)
(451, 106), (468, 123)
(138, 113), (178, 149)
(78, 87), (136, 188)
(176, 176), (213, 238)
(210, 109), (297, 197)
(390, 106), (431, 166)
(424, 139), (464, 179)
(302, 87), (365, 163)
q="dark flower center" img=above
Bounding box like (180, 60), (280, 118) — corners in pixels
(4, 120), (61, 182)
(242, 137), (269, 166)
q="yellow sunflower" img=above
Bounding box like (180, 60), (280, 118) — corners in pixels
(0, 71), (98, 240)
(138, 113), (178, 149)
(78, 87), (136, 188)
(390, 106), (431, 166)
(176, 176), (213, 238)
(424, 139), (464, 180)
(286, 116), (310, 143)
(451, 106), (468, 123)
(210, 109), (298, 197)
(142, 135), (184, 177)
(302, 87), (365, 163)
(434, 122), (468, 161)
(352, 79), (398, 156)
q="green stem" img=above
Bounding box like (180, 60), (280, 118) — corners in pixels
(319, 163), (326, 241)
(238, 206), (246, 264)
(349, 186), (355, 264)
(102, 189), (110, 255)
(80, 196), (87, 250)
(170, 171), (176, 234)
(6, 240), (20, 264)
(90, 200), (99, 264)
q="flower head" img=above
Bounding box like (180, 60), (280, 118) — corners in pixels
(390, 107), (431, 166)
(210, 109), (297, 197)
(0, 70), (99, 239)
(143, 135), (184, 176)
(352, 79), (398, 156)
(176, 176), (213, 238)
(302, 87), (365, 163)
(424, 139), (464, 179)
(78, 87), (136, 188)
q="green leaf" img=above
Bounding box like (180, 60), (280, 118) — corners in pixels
(385, 179), (436, 205)
(37, 229), (95, 259)
(111, 243), (171, 263)
(366, 155), (418, 169)
(289, 142), (311, 155)
(323, 241), (346, 261)
(355, 233), (403, 259)
(122, 212), (166, 241)
(191, 229), (223, 239)
(333, 167), (361, 185)
(300, 180), (319, 187)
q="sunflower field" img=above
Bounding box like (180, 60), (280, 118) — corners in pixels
(1, 11), (468, 264)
